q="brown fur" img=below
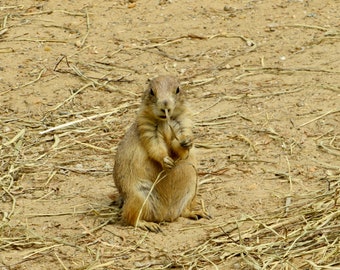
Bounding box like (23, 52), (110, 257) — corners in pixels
(113, 75), (209, 232)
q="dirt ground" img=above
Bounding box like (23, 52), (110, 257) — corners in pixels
(1, 0), (339, 269)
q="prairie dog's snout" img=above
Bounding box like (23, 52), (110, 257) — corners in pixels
(157, 96), (174, 118)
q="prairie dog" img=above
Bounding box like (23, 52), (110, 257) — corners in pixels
(113, 75), (209, 232)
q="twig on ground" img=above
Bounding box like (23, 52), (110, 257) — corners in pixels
(299, 109), (340, 127)
(75, 9), (90, 47)
(14, 68), (46, 89)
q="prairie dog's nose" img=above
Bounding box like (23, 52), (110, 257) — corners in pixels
(161, 108), (171, 114)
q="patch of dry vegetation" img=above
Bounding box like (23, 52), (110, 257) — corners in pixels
(172, 179), (340, 269)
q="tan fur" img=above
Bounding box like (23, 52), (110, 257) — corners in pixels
(113, 75), (209, 232)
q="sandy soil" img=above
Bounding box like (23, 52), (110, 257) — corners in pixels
(1, 0), (339, 269)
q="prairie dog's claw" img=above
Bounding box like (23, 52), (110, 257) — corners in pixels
(182, 209), (212, 220)
(163, 156), (175, 169)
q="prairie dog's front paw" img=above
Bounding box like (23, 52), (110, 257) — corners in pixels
(163, 156), (175, 169)
(179, 137), (193, 149)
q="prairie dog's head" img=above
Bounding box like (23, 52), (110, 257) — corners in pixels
(142, 75), (183, 120)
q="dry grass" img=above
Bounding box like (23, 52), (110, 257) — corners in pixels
(170, 178), (340, 269)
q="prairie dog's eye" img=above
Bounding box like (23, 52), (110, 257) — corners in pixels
(176, 87), (180, 94)
(150, 89), (154, 96)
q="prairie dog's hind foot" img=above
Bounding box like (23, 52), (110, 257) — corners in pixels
(181, 207), (211, 220)
(137, 220), (162, 233)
